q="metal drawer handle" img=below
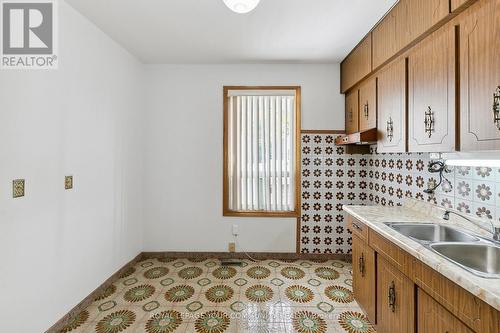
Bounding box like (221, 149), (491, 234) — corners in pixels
(493, 86), (500, 130)
(386, 117), (394, 142)
(352, 223), (362, 231)
(424, 106), (435, 138)
(388, 281), (396, 312)
(364, 102), (369, 119)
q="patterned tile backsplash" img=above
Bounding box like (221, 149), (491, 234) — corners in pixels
(299, 133), (500, 254)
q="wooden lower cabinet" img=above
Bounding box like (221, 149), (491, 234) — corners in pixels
(417, 288), (473, 333)
(352, 234), (376, 323)
(349, 216), (500, 333)
(377, 256), (415, 333)
(451, 0), (471, 12)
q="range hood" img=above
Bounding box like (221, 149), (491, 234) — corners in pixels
(335, 128), (377, 145)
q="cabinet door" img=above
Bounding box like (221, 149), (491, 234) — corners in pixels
(372, 1), (408, 69)
(359, 78), (377, 131)
(377, 58), (406, 153)
(417, 288), (473, 333)
(352, 234), (376, 323)
(407, 0), (449, 42)
(377, 256), (415, 333)
(345, 90), (359, 134)
(408, 25), (456, 152)
(459, 0), (500, 150)
(341, 35), (372, 93)
(451, 0), (470, 12)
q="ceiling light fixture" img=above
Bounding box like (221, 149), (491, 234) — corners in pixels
(223, 0), (260, 14)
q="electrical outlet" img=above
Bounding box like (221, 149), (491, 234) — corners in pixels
(13, 179), (25, 198)
(232, 224), (239, 236)
(65, 175), (73, 190)
(228, 242), (236, 252)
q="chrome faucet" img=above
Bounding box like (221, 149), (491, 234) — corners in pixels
(443, 210), (500, 242)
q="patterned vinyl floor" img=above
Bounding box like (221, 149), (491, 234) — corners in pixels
(58, 257), (376, 333)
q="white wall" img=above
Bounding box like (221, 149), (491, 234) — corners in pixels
(143, 64), (343, 252)
(0, 2), (144, 332)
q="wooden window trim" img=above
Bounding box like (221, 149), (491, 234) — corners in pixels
(223, 86), (301, 218)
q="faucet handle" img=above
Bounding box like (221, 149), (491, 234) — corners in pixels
(493, 226), (500, 242)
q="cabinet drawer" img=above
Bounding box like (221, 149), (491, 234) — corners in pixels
(369, 230), (413, 277)
(348, 215), (368, 241)
(414, 260), (500, 333)
(418, 288), (474, 333)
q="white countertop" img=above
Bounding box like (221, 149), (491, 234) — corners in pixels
(343, 200), (500, 311)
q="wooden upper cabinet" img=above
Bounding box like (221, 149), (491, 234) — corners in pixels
(407, 0), (450, 42)
(341, 35), (372, 93)
(352, 234), (376, 323)
(372, 1), (408, 69)
(408, 25), (456, 152)
(377, 58), (406, 153)
(459, 0), (500, 151)
(372, 0), (450, 70)
(345, 90), (359, 134)
(417, 288), (474, 333)
(359, 77), (377, 131)
(377, 256), (415, 333)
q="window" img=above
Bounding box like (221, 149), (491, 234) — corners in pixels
(223, 86), (301, 217)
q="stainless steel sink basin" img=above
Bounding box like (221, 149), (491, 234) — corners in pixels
(385, 223), (480, 243)
(430, 243), (500, 278)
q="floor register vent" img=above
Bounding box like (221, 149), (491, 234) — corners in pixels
(220, 259), (243, 266)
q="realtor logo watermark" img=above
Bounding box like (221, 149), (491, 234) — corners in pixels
(1, 0), (58, 69)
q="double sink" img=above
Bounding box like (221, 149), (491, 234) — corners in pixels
(385, 222), (500, 278)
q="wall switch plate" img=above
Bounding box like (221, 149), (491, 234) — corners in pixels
(232, 224), (239, 236)
(65, 176), (73, 190)
(429, 153), (442, 160)
(13, 179), (25, 198)
(228, 242), (236, 252)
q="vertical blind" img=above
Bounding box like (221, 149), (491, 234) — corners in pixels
(227, 94), (296, 212)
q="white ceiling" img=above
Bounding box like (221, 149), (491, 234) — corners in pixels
(66, 0), (398, 64)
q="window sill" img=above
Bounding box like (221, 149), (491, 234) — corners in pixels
(223, 210), (299, 218)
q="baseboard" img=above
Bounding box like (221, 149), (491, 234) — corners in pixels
(45, 251), (351, 332)
(45, 253), (144, 333)
(142, 251), (351, 262)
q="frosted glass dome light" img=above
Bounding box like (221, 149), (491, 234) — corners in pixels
(223, 0), (260, 14)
